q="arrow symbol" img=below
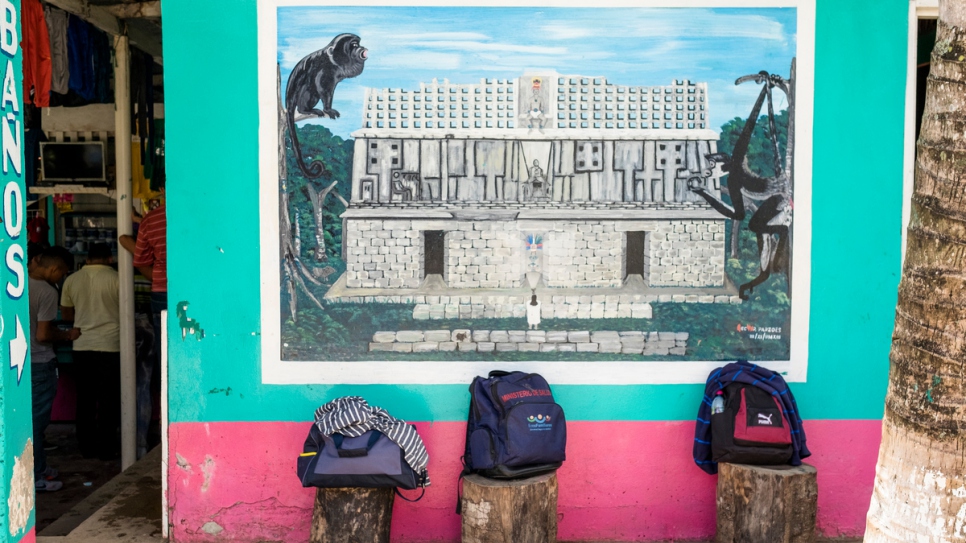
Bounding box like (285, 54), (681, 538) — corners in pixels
(10, 315), (26, 384)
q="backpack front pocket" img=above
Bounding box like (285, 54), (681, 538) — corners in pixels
(734, 389), (792, 446)
(469, 428), (496, 470)
(503, 402), (567, 467)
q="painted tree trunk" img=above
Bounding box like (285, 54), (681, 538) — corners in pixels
(309, 487), (394, 543)
(461, 472), (558, 543)
(865, 2), (966, 541)
(715, 463), (817, 543)
(305, 180), (338, 262)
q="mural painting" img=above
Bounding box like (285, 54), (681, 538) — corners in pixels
(258, 2), (814, 384)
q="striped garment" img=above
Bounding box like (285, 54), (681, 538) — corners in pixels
(133, 205), (167, 292)
(314, 396), (430, 486)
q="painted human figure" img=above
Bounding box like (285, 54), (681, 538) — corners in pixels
(526, 160), (549, 200)
(524, 102), (548, 130)
(523, 77), (549, 131)
(527, 294), (541, 330)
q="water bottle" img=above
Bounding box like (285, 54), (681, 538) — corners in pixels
(711, 391), (725, 415)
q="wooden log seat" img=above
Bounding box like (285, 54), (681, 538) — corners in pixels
(461, 472), (558, 543)
(309, 486), (394, 543)
(716, 462), (818, 543)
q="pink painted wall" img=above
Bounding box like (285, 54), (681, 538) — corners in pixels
(166, 420), (880, 542)
(16, 529), (35, 543)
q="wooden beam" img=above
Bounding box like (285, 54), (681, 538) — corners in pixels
(918, 0), (939, 18)
(127, 20), (163, 63)
(44, 0), (119, 34)
(103, 2), (161, 19)
(43, 0), (163, 61)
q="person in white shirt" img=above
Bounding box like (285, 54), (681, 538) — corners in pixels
(61, 243), (120, 460)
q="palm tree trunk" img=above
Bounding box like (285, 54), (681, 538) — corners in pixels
(865, 2), (966, 541)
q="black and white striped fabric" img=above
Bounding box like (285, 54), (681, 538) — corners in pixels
(314, 396), (430, 486)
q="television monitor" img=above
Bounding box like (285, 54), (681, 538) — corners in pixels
(40, 142), (106, 183)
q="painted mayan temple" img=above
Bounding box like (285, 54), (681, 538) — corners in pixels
(326, 71), (740, 319)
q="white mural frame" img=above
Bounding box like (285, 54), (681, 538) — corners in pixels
(257, 0), (815, 385)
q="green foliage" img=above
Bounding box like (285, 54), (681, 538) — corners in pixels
(285, 124), (354, 261)
(717, 109), (789, 179)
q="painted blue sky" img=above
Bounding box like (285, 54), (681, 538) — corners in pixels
(278, 7), (797, 140)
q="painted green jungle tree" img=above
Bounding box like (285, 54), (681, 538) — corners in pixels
(285, 125), (354, 263)
(864, 2), (966, 540)
(718, 109), (790, 178)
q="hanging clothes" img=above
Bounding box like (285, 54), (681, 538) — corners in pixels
(131, 134), (161, 200)
(92, 28), (113, 103)
(145, 119), (165, 191)
(45, 5), (69, 95)
(67, 15), (95, 102)
(130, 51), (155, 165)
(27, 214), (49, 244)
(22, 0), (51, 107)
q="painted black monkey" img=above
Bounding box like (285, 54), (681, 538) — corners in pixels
(689, 67), (794, 300)
(285, 33), (367, 178)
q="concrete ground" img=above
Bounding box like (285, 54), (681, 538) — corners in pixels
(36, 424), (162, 543)
(34, 423), (122, 534)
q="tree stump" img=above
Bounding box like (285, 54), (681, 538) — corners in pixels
(716, 463), (817, 543)
(461, 472), (558, 543)
(309, 487), (394, 543)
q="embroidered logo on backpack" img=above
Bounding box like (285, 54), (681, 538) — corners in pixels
(528, 414), (553, 432)
(757, 413), (774, 425)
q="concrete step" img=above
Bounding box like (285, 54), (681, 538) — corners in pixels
(38, 446), (162, 543)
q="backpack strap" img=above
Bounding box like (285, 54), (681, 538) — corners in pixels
(455, 469), (467, 514)
(488, 370), (511, 378)
(395, 486), (425, 502)
(455, 454), (472, 514)
(396, 470), (429, 503)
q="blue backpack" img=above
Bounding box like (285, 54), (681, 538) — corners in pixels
(462, 371), (567, 479)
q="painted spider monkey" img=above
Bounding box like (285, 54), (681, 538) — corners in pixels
(689, 69), (793, 300)
(285, 33), (367, 179)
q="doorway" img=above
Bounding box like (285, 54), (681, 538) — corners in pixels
(424, 231), (445, 276)
(625, 231), (647, 279)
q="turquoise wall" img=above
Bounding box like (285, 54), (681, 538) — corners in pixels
(1, 0), (35, 537)
(164, 0), (908, 424)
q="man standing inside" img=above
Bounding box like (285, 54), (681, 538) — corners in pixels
(119, 185), (165, 458)
(61, 243), (120, 460)
(29, 247), (76, 491)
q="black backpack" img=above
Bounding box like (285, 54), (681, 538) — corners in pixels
(710, 382), (793, 465)
(462, 371), (567, 479)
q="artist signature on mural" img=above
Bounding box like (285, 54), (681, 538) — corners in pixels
(736, 324), (782, 341)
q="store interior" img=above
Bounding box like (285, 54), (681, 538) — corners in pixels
(24, 0), (164, 534)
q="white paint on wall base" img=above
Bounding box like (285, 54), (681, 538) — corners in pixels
(7, 439), (34, 537)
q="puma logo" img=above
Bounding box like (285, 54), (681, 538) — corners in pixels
(757, 413), (774, 425)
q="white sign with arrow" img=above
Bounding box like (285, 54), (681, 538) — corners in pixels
(9, 315), (26, 384)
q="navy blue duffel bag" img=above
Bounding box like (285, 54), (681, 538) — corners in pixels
(297, 424), (424, 491)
